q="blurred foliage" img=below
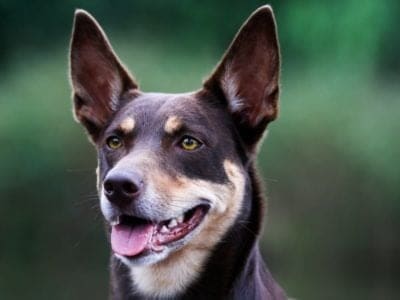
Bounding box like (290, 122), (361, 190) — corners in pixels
(0, 1), (399, 299)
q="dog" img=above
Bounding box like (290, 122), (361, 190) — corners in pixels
(69, 5), (286, 300)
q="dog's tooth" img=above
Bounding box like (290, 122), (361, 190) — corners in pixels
(168, 218), (178, 228)
(160, 225), (169, 233)
(177, 215), (184, 224)
(110, 216), (120, 226)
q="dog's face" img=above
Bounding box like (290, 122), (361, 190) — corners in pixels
(69, 6), (279, 295)
(97, 91), (247, 266)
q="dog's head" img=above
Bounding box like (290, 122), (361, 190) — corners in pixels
(69, 4), (279, 280)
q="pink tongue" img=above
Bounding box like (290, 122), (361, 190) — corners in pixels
(111, 223), (153, 256)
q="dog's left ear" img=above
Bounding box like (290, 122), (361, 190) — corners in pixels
(204, 5), (280, 150)
(69, 9), (138, 142)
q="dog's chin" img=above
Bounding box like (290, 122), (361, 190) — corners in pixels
(108, 204), (210, 267)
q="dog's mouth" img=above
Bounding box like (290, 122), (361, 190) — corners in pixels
(110, 204), (209, 258)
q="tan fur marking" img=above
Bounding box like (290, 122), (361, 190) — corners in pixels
(119, 117), (135, 133)
(130, 159), (246, 297)
(131, 247), (207, 297)
(164, 116), (182, 134)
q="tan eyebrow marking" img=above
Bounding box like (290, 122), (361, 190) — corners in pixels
(119, 117), (135, 133)
(164, 116), (183, 134)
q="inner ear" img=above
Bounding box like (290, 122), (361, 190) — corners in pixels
(203, 5), (280, 149)
(69, 9), (139, 142)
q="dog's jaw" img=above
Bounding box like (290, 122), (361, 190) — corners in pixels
(102, 160), (246, 298)
(109, 204), (210, 264)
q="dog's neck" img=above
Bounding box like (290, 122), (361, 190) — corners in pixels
(109, 164), (286, 300)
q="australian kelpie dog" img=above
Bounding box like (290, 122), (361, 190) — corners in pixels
(69, 5), (286, 299)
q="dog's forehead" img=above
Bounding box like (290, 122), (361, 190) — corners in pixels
(111, 92), (215, 130)
(134, 92), (199, 113)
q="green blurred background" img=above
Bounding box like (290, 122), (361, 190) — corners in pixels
(1, 1), (399, 299)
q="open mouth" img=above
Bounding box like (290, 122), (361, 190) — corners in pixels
(110, 204), (209, 258)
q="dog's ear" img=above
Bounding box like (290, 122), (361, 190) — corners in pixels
(204, 6), (280, 150)
(69, 9), (138, 142)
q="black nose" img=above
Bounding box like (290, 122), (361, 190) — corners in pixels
(103, 171), (143, 207)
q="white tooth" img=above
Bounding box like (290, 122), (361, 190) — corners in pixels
(177, 215), (184, 223)
(168, 218), (178, 228)
(160, 225), (169, 233)
(110, 216), (120, 226)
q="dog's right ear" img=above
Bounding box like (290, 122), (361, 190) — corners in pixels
(203, 6), (280, 152)
(69, 9), (138, 142)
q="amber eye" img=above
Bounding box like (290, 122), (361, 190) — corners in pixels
(106, 136), (123, 149)
(180, 136), (202, 151)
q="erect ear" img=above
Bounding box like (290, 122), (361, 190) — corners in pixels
(203, 5), (280, 150)
(69, 9), (138, 142)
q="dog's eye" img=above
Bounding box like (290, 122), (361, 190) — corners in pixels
(106, 136), (123, 149)
(180, 136), (202, 151)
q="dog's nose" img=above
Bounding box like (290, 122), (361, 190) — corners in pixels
(103, 172), (143, 207)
